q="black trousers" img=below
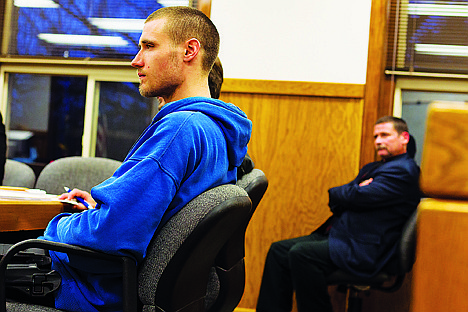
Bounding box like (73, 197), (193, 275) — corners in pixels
(256, 232), (338, 312)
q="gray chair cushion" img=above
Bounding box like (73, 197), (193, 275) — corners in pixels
(6, 302), (62, 312)
(2, 160), (36, 188)
(236, 168), (268, 210)
(35, 156), (121, 195)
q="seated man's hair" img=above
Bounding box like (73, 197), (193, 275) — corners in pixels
(375, 116), (409, 134)
(208, 57), (223, 99)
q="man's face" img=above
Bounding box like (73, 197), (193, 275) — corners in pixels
(131, 18), (184, 100)
(373, 122), (409, 159)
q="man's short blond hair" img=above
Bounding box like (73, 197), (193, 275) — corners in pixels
(146, 6), (220, 74)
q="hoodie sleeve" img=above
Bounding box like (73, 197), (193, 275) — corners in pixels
(42, 112), (208, 263)
(42, 157), (178, 262)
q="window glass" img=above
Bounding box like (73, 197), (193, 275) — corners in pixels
(96, 81), (158, 161)
(401, 90), (468, 165)
(8, 0), (195, 59)
(7, 74), (87, 165)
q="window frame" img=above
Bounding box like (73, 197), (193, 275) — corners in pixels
(393, 76), (468, 117)
(0, 0), (211, 160)
(0, 59), (138, 158)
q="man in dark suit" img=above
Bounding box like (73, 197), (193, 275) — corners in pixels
(256, 116), (421, 312)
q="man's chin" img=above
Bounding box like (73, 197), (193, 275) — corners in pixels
(377, 151), (390, 158)
(139, 88), (157, 98)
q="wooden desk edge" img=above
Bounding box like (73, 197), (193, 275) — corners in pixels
(418, 197), (468, 213)
(0, 199), (67, 232)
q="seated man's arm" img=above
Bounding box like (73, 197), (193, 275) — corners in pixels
(328, 163), (419, 213)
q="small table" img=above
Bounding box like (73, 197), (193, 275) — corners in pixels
(0, 187), (75, 233)
(0, 199), (67, 232)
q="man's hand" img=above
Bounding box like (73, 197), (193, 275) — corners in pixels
(359, 178), (373, 187)
(58, 188), (97, 211)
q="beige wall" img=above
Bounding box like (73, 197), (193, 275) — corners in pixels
(211, 0), (372, 84)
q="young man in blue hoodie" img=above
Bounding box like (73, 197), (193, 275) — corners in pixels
(38, 6), (252, 312)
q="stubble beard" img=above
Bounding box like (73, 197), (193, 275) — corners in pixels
(139, 80), (179, 99)
(139, 84), (155, 98)
(139, 52), (182, 99)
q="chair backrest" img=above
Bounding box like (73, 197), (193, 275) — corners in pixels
(2, 159), (36, 188)
(325, 208), (419, 294)
(204, 169), (269, 312)
(236, 168), (268, 213)
(138, 184), (251, 312)
(35, 156), (121, 195)
(398, 209), (418, 273)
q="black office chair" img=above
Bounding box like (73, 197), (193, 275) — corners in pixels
(325, 209), (418, 312)
(0, 183), (252, 312)
(236, 168), (268, 213)
(205, 168), (268, 312)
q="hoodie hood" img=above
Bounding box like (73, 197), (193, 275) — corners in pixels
(156, 97), (252, 168)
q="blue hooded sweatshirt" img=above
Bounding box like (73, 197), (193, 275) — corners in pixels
(41, 97), (252, 312)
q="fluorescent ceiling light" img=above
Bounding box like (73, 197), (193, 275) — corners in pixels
(159, 0), (190, 6)
(408, 3), (468, 17)
(89, 18), (145, 33)
(38, 34), (129, 47)
(415, 44), (468, 57)
(14, 0), (59, 8)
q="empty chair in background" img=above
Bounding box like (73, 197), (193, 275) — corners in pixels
(34, 156), (121, 195)
(2, 160), (36, 189)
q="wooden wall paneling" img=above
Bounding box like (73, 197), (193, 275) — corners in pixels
(197, 0), (212, 17)
(219, 90), (364, 310)
(222, 79), (365, 98)
(361, 0), (392, 168)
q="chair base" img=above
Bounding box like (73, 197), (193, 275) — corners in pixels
(345, 287), (363, 312)
(344, 286), (371, 312)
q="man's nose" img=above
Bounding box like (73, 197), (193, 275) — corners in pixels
(131, 53), (143, 68)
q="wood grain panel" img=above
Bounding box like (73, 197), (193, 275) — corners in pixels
(222, 78), (365, 98)
(0, 200), (65, 232)
(420, 102), (468, 198)
(220, 91), (363, 309)
(197, 0), (212, 17)
(360, 0), (390, 168)
(412, 198), (468, 312)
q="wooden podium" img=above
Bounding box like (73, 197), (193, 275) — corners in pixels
(413, 198), (468, 311)
(412, 102), (468, 311)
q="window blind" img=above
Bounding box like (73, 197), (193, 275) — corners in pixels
(3, 0), (197, 60)
(387, 0), (468, 74)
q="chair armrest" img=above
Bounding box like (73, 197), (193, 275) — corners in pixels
(0, 239), (137, 312)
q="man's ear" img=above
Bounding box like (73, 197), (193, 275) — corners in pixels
(184, 38), (200, 62)
(401, 131), (410, 144)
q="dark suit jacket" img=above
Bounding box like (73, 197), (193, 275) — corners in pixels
(327, 153), (421, 278)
